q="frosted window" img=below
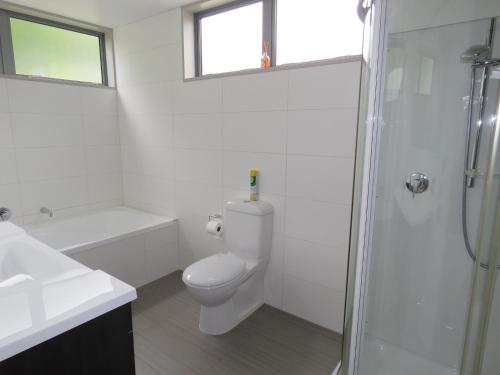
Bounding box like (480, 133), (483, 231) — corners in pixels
(276, 0), (363, 65)
(10, 18), (104, 84)
(200, 2), (263, 75)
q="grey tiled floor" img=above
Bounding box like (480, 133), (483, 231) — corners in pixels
(132, 271), (342, 375)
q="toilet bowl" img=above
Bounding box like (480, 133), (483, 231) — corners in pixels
(182, 200), (273, 335)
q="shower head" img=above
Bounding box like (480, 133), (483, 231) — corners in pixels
(461, 45), (500, 68)
(460, 45), (491, 64)
(475, 58), (500, 68)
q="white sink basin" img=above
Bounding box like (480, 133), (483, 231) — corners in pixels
(0, 238), (80, 284)
(0, 222), (136, 361)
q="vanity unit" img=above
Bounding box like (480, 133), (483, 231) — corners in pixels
(0, 222), (137, 374)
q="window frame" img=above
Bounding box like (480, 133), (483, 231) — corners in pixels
(194, 0), (276, 77)
(0, 8), (109, 86)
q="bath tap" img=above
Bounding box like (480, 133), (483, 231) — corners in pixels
(0, 207), (12, 221)
(40, 207), (53, 217)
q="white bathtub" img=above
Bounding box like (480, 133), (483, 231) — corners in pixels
(25, 207), (179, 288)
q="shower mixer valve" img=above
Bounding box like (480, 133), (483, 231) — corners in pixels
(405, 172), (429, 198)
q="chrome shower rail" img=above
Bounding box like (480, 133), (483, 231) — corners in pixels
(461, 18), (500, 270)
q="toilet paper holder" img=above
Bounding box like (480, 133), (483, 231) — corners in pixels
(208, 213), (222, 222)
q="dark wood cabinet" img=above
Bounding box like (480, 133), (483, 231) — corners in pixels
(0, 304), (135, 375)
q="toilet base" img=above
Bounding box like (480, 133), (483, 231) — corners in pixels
(199, 269), (265, 335)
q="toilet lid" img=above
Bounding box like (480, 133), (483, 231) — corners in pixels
(183, 253), (246, 287)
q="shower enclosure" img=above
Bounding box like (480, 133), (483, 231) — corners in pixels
(340, 1), (500, 374)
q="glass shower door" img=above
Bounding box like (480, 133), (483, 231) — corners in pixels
(342, 1), (500, 374)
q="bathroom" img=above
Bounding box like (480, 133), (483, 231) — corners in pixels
(0, 0), (499, 374)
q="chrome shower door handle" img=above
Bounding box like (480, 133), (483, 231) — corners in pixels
(405, 172), (430, 198)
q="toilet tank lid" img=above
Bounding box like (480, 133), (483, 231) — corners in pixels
(225, 201), (273, 216)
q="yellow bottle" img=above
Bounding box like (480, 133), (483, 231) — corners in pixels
(250, 169), (259, 201)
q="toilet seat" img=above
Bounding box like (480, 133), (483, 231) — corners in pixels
(183, 253), (246, 288)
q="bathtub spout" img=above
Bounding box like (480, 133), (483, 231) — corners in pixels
(40, 207), (53, 217)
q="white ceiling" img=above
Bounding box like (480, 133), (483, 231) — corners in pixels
(5, 0), (194, 28)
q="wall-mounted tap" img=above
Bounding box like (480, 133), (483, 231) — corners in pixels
(40, 207), (54, 217)
(0, 207), (12, 222)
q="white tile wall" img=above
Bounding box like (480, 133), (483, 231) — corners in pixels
(0, 114), (13, 147)
(287, 109), (358, 157)
(222, 111), (287, 153)
(0, 77), (122, 223)
(114, 8), (361, 332)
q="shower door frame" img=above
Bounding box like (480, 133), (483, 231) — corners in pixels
(341, 0), (389, 374)
(342, 1), (500, 374)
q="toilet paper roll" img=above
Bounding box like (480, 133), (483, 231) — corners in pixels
(206, 220), (223, 237)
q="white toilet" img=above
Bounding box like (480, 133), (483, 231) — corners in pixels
(182, 200), (273, 335)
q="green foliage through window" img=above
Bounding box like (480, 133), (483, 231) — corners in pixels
(10, 17), (104, 84)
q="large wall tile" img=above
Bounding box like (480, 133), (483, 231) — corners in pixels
(88, 173), (123, 204)
(123, 173), (175, 216)
(222, 71), (288, 112)
(0, 114), (12, 147)
(285, 197), (351, 248)
(223, 111), (287, 154)
(0, 79), (8, 113)
(175, 149), (222, 185)
(284, 237), (348, 291)
(12, 114), (83, 147)
(116, 44), (181, 86)
(16, 147), (86, 182)
(174, 113), (222, 150)
(119, 81), (173, 116)
(114, 10), (181, 57)
(84, 115), (120, 146)
(287, 109), (358, 157)
(0, 149), (18, 185)
(264, 233), (284, 309)
(0, 184), (22, 219)
(81, 87), (118, 115)
(173, 79), (222, 114)
(283, 275), (345, 332)
(287, 155), (354, 204)
(86, 146), (122, 174)
(0, 78), (122, 220)
(119, 112), (173, 147)
(122, 145), (173, 177)
(288, 62), (361, 110)
(223, 151), (286, 195)
(7, 79), (81, 114)
(20, 177), (88, 214)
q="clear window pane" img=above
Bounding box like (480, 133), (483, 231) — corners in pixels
(276, 0), (363, 65)
(200, 2), (263, 75)
(10, 18), (103, 84)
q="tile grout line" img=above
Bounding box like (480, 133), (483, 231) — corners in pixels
(5, 79), (25, 224)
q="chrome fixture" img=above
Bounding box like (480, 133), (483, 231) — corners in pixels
(405, 172), (429, 198)
(0, 207), (12, 222)
(460, 45), (500, 68)
(40, 206), (53, 217)
(461, 18), (499, 270)
(357, 0), (373, 21)
(208, 213), (222, 221)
